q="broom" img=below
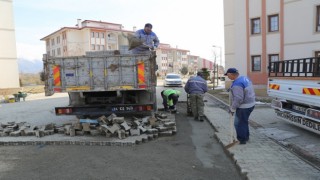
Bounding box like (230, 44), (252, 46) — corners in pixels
(225, 89), (238, 149)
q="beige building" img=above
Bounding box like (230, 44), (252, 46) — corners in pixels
(156, 44), (189, 77)
(224, 0), (320, 91)
(40, 19), (134, 57)
(42, 19), (211, 78)
(0, 0), (20, 89)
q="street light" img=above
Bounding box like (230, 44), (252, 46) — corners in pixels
(212, 45), (222, 87)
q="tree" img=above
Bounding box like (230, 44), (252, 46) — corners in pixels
(180, 66), (188, 77)
(200, 68), (210, 80)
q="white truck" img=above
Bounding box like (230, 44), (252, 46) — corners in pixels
(43, 50), (157, 118)
(268, 57), (320, 135)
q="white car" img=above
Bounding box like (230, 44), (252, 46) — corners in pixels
(164, 73), (183, 87)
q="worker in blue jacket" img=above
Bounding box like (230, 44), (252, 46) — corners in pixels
(131, 23), (159, 54)
(225, 68), (255, 145)
(184, 71), (208, 121)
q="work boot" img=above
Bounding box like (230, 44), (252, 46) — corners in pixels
(199, 116), (205, 122)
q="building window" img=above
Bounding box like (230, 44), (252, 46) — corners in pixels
(100, 32), (105, 38)
(62, 32), (66, 40)
(91, 32), (95, 38)
(269, 54), (279, 72)
(95, 32), (99, 38)
(51, 39), (55, 46)
(317, 6), (320, 32)
(52, 49), (55, 57)
(101, 45), (105, 50)
(91, 44), (95, 50)
(46, 40), (50, 47)
(268, 14), (279, 32)
(57, 48), (61, 55)
(315, 51), (320, 57)
(251, 18), (261, 34)
(251, 55), (261, 71)
(56, 36), (60, 44)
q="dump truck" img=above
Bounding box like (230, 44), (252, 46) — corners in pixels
(268, 57), (320, 135)
(43, 50), (157, 118)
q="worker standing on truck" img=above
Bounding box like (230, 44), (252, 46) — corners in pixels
(184, 71), (208, 122)
(225, 68), (255, 145)
(161, 89), (180, 112)
(131, 23), (159, 54)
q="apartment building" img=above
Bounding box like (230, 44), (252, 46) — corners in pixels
(0, 0), (20, 89)
(42, 19), (212, 78)
(187, 55), (200, 74)
(156, 44), (190, 77)
(40, 19), (134, 57)
(224, 0), (320, 91)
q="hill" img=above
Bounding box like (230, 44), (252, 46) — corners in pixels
(18, 58), (43, 73)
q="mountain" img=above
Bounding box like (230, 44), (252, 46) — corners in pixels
(18, 58), (43, 74)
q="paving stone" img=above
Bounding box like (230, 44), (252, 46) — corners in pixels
(130, 128), (140, 136)
(113, 117), (125, 124)
(148, 117), (157, 127)
(90, 130), (100, 136)
(64, 125), (71, 135)
(120, 121), (131, 131)
(164, 122), (175, 127)
(69, 127), (75, 137)
(147, 128), (158, 134)
(133, 120), (140, 127)
(35, 130), (44, 138)
(159, 131), (172, 136)
(98, 115), (108, 123)
(156, 126), (168, 132)
(117, 129), (126, 139)
(106, 124), (120, 134)
(75, 130), (84, 136)
(138, 126), (147, 133)
(107, 113), (117, 122)
(10, 131), (21, 137)
(82, 123), (91, 132)
(73, 123), (82, 130)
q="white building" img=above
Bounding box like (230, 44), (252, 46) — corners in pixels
(0, 0), (20, 89)
(40, 19), (134, 57)
(224, 0), (320, 92)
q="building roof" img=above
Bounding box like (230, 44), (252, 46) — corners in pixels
(40, 19), (133, 41)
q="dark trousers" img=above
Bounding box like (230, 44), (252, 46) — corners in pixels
(234, 106), (255, 143)
(161, 92), (179, 109)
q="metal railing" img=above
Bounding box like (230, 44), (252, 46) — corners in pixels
(268, 57), (320, 77)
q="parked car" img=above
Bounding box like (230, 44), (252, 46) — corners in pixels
(164, 73), (183, 87)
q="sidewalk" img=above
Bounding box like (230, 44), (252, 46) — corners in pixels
(204, 96), (320, 179)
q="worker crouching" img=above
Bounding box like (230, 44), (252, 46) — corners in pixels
(161, 89), (181, 112)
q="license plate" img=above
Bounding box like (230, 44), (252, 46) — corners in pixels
(111, 106), (134, 112)
(292, 105), (307, 113)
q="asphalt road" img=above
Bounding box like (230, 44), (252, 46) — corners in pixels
(0, 102), (243, 180)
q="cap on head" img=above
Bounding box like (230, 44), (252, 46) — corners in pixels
(224, 68), (238, 75)
(145, 23), (153, 28)
(197, 71), (203, 76)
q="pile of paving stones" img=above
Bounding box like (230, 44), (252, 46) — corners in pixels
(0, 113), (176, 139)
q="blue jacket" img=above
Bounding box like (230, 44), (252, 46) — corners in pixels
(131, 29), (159, 54)
(230, 76), (255, 110)
(184, 75), (208, 94)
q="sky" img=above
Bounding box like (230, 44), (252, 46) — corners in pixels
(13, 0), (224, 63)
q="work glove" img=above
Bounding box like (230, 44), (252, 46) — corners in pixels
(228, 107), (236, 116)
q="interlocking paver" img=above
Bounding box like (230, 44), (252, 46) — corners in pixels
(204, 106), (320, 179)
